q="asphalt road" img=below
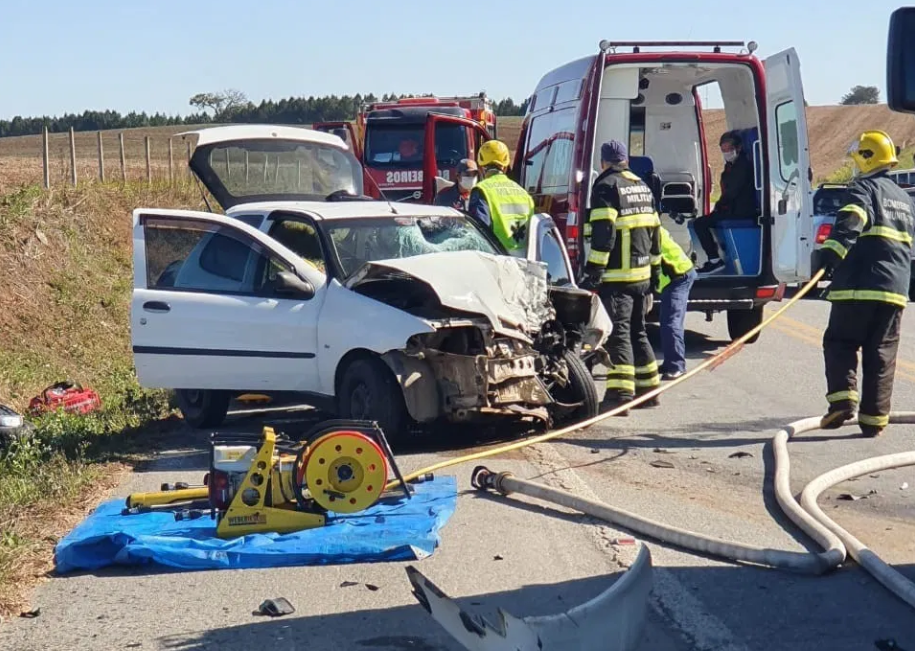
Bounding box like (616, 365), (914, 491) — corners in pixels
(2, 295), (915, 650)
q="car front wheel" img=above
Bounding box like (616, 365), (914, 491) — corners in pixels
(549, 350), (600, 426)
(174, 389), (231, 429)
(337, 357), (409, 442)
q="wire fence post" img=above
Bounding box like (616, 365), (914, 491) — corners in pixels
(69, 127), (77, 187)
(119, 133), (126, 182)
(97, 131), (105, 182)
(42, 126), (50, 189)
(168, 138), (174, 185)
(145, 136), (151, 184)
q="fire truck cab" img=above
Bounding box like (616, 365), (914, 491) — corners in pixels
(510, 41), (815, 342)
(315, 94), (497, 203)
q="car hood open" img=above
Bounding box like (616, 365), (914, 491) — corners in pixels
(345, 251), (554, 341)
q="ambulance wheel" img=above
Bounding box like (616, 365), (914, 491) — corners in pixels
(550, 351), (600, 426)
(337, 356), (408, 442)
(727, 307), (763, 345)
(175, 389), (230, 429)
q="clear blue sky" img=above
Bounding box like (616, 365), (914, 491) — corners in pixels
(0, 0), (904, 120)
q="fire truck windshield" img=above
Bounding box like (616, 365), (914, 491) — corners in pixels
(364, 123), (468, 169)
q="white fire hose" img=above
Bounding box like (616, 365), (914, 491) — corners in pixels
(410, 413), (915, 651)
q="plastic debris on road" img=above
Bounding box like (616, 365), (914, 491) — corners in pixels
(54, 475), (457, 574)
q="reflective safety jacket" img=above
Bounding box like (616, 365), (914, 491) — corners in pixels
(657, 226), (694, 293)
(822, 171), (915, 308)
(584, 167), (661, 285)
(470, 172), (535, 251)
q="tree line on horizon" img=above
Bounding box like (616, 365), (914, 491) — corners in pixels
(0, 83), (878, 139)
(0, 91), (530, 139)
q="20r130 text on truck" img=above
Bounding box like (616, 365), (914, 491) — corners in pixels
(511, 40), (816, 342)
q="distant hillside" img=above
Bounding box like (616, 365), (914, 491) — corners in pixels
(703, 104), (915, 183)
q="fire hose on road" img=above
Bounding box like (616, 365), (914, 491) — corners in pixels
(401, 268), (915, 650)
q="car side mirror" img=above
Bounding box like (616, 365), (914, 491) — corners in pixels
(275, 271), (315, 299)
(887, 8), (915, 114)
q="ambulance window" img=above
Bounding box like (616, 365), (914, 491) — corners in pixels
(541, 109), (576, 192)
(629, 106), (646, 156)
(775, 101), (800, 182)
(522, 107), (576, 194)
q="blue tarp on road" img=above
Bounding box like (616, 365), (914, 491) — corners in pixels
(54, 476), (457, 574)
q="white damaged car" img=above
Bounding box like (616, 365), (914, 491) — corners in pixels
(130, 125), (611, 437)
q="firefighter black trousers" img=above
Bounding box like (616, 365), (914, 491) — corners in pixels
(824, 301), (903, 429)
(598, 282), (660, 399)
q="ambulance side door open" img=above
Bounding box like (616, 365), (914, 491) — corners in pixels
(764, 47), (814, 282)
(421, 113), (492, 204)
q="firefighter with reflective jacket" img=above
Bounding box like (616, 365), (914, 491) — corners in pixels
(579, 139), (662, 413)
(468, 140), (535, 252)
(814, 130), (915, 437)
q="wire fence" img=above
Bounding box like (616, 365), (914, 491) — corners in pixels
(0, 127), (199, 192)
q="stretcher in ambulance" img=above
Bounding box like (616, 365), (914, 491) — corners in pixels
(510, 41), (815, 342)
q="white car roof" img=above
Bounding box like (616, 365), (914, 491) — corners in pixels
(226, 200), (463, 221)
(175, 124), (349, 151)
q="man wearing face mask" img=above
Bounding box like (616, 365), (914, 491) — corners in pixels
(468, 140), (535, 252)
(434, 159), (479, 212)
(692, 130), (757, 274)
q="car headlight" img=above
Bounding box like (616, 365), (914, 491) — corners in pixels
(0, 414), (23, 428)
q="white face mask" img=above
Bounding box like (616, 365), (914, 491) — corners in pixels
(459, 175), (477, 190)
(723, 150), (737, 163)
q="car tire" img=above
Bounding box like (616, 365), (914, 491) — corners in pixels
(174, 389), (231, 429)
(727, 307), (763, 344)
(337, 356), (409, 441)
(550, 350), (600, 426)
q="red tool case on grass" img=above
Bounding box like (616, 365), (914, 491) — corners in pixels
(28, 381), (101, 416)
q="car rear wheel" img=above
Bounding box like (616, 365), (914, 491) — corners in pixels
(337, 357), (409, 442)
(549, 350), (600, 426)
(174, 389), (231, 429)
(727, 307), (763, 344)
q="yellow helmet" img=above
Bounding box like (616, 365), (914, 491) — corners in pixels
(477, 139), (511, 170)
(846, 130), (898, 175)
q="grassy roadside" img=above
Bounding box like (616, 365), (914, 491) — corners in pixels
(0, 180), (206, 619)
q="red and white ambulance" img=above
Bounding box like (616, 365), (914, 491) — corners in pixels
(504, 40), (815, 342)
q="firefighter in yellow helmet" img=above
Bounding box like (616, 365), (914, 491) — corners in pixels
(814, 130), (915, 437)
(468, 140), (535, 252)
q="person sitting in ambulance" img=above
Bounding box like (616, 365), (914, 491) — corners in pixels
(434, 159), (479, 213)
(692, 131), (757, 274)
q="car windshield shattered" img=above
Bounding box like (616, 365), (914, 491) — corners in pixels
(322, 214), (500, 277)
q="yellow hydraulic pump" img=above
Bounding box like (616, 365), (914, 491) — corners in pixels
(124, 420), (412, 538)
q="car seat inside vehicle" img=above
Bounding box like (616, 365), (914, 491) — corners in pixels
(592, 61), (763, 277)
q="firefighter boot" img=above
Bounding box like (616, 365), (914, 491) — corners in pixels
(860, 424), (884, 438)
(820, 400), (856, 430)
(601, 392), (633, 417)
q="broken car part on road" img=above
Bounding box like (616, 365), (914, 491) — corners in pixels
(406, 544), (653, 651)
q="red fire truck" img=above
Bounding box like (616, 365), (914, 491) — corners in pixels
(314, 94), (497, 202)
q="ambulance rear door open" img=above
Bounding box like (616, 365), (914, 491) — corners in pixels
(763, 47), (814, 283)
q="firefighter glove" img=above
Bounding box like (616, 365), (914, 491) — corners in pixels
(812, 248), (840, 278)
(578, 264), (603, 291)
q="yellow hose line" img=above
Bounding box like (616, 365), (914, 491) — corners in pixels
(386, 270), (826, 491)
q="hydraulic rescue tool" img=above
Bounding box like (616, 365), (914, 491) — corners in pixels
(125, 420), (412, 538)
